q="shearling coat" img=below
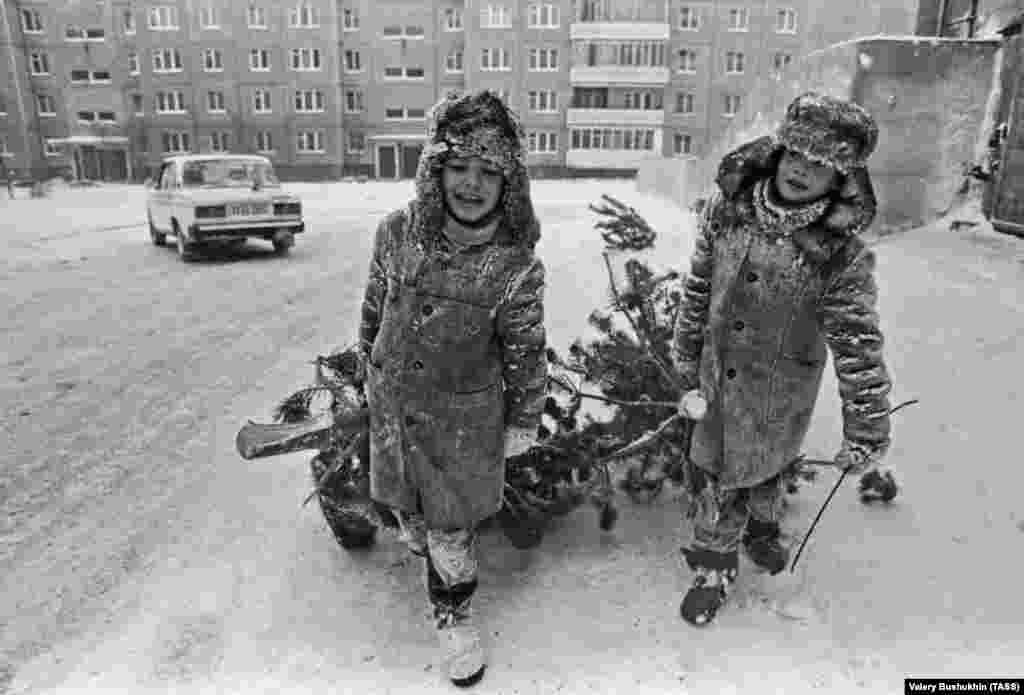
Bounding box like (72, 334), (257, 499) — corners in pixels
(359, 204), (547, 529)
(672, 138), (892, 489)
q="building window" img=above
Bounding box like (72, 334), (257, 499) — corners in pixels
(204, 49), (224, 72)
(123, 9), (136, 34)
(253, 89), (272, 113)
(673, 133), (693, 155)
(343, 7), (360, 30)
(66, 26), (106, 41)
(382, 25), (425, 39)
(528, 48), (558, 71)
(444, 8), (463, 31)
(384, 107), (426, 120)
(162, 131), (191, 154)
(773, 52), (793, 72)
(727, 7), (748, 31)
(725, 51), (744, 74)
(45, 140), (63, 157)
(527, 131), (558, 153)
(623, 90), (662, 109)
(153, 48), (184, 72)
(290, 48), (322, 71)
(675, 91), (695, 114)
(100, 111), (116, 123)
(570, 128), (655, 151)
(776, 8), (797, 33)
(0, 96), (6, 116)
(446, 50), (464, 72)
(207, 90), (226, 113)
(148, 6), (179, 30)
(384, 66), (426, 80)
(200, 3), (220, 29)
(347, 131), (365, 153)
(248, 5), (267, 28)
(677, 48), (697, 73)
(70, 69), (111, 85)
(29, 52), (50, 75)
(209, 131), (230, 152)
(290, 2), (320, 28)
(255, 131), (274, 153)
(128, 52), (139, 75)
(21, 9), (44, 33)
(344, 90), (363, 112)
(36, 94), (56, 116)
(408, 107), (426, 118)
(296, 130), (324, 153)
(344, 49), (362, 72)
(132, 94), (144, 115)
(155, 90), (186, 113)
(723, 94), (741, 117)
(528, 3), (559, 28)
(481, 47), (510, 71)
(481, 4), (511, 28)
(528, 90), (558, 112)
(679, 5), (700, 30)
(0, 135), (10, 156)
(294, 89), (325, 113)
(250, 49), (270, 71)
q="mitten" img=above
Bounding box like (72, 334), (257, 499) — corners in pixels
(504, 426), (536, 459)
(678, 389), (708, 421)
(833, 439), (884, 475)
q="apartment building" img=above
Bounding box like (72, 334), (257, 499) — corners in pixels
(1, 0), (904, 181)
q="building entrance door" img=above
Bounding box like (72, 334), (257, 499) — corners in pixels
(377, 145), (397, 179)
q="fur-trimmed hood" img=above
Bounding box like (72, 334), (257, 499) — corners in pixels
(712, 135), (877, 263)
(409, 89), (541, 252)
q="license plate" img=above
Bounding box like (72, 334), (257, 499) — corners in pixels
(229, 203), (268, 216)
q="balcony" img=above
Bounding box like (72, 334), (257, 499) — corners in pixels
(567, 107), (665, 127)
(570, 65), (669, 86)
(566, 147), (663, 170)
(570, 22), (670, 41)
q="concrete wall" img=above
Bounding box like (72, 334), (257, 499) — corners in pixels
(638, 36), (1001, 233)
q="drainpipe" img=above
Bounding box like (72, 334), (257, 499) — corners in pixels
(937, 0), (950, 36)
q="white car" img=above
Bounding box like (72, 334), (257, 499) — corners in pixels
(146, 154), (304, 261)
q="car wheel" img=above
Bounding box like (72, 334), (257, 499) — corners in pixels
(272, 231), (294, 256)
(148, 213), (166, 246)
(173, 221), (197, 262)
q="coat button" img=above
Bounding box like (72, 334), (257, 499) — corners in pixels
(726, 368), (737, 380)
(413, 359), (424, 370)
(746, 271), (759, 282)
(421, 304), (434, 317)
(733, 320), (745, 331)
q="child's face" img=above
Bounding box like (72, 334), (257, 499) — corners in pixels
(775, 149), (838, 203)
(442, 156), (504, 223)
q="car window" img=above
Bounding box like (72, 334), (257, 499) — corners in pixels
(180, 159), (279, 188)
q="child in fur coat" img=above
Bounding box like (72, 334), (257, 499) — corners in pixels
(671, 92), (893, 627)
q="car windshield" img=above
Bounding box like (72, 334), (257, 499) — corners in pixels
(181, 159), (279, 188)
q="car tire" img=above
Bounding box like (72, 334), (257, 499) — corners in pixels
(173, 221), (198, 262)
(272, 231), (294, 256)
(148, 213), (166, 246)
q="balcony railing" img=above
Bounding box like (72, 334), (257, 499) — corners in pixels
(570, 21), (669, 41)
(570, 65), (669, 86)
(567, 107), (665, 127)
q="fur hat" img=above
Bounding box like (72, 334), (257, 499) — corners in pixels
(774, 92), (879, 174)
(411, 89), (540, 250)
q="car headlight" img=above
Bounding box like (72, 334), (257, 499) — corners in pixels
(195, 205), (227, 219)
(273, 202), (301, 216)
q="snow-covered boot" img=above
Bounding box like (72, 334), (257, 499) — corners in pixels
(679, 547), (738, 627)
(426, 558), (485, 687)
(742, 517), (789, 576)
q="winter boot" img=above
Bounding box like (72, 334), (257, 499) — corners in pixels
(679, 547), (738, 627)
(742, 517), (789, 576)
(426, 558), (485, 687)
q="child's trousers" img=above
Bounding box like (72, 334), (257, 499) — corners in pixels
(689, 473), (785, 554)
(397, 511), (478, 588)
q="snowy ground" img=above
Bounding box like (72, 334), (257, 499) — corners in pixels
(1, 180), (1022, 694)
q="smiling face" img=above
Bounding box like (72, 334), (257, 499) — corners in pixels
(774, 148), (839, 204)
(441, 156), (505, 225)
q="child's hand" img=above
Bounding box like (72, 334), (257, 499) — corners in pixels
(833, 439), (882, 475)
(677, 390), (708, 421)
(504, 426), (537, 459)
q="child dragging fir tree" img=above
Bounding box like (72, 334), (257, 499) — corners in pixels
(671, 92), (894, 627)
